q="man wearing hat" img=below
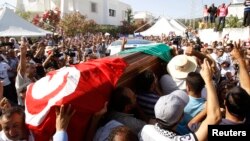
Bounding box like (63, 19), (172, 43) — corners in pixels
(160, 54), (198, 94)
(139, 59), (221, 141)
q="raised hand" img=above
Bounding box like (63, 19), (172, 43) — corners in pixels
(122, 37), (127, 45)
(0, 97), (12, 112)
(200, 58), (213, 82)
(185, 46), (194, 56)
(55, 104), (76, 131)
(94, 101), (108, 116)
(20, 43), (27, 55)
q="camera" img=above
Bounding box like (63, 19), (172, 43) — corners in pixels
(64, 49), (76, 57)
(52, 47), (63, 58)
(0, 42), (14, 47)
(172, 36), (182, 48)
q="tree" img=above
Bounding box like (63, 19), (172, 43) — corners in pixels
(126, 9), (134, 24)
(119, 21), (136, 35)
(97, 25), (119, 37)
(59, 12), (97, 36)
(32, 8), (60, 31)
(226, 15), (243, 28)
(16, 10), (32, 21)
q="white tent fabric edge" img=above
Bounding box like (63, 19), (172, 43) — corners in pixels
(0, 7), (52, 37)
(136, 17), (187, 36)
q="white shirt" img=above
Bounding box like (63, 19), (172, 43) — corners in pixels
(139, 125), (197, 141)
(15, 72), (31, 105)
(0, 130), (67, 141)
(0, 61), (11, 86)
(221, 65), (236, 78)
(0, 130), (34, 141)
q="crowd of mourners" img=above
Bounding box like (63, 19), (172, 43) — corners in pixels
(201, 1), (250, 30)
(0, 27), (249, 141)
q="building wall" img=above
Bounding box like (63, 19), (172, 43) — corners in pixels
(19, 0), (131, 26)
(227, 3), (244, 19)
(106, 0), (130, 25)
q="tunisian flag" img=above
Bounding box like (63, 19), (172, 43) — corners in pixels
(25, 57), (127, 141)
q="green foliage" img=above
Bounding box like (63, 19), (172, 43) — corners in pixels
(226, 15), (243, 28)
(97, 25), (119, 36)
(59, 12), (97, 36)
(15, 10), (32, 21)
(126, 9), (134, 24)
(119, 21), (136, 34)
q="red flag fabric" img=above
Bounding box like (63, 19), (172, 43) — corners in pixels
(25, 57), (127, 141)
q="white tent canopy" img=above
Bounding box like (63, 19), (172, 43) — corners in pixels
(138, 17), (186, 36)
(0, 7), (52, 37)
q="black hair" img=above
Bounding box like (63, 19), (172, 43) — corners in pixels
(186, 72), (205, 94)
(225, 86), (250, 119)
(136, 70), (155, 92)
(1, 106), (25, 121)
(217, 80), (237, 108)
(226, 43), (234, 48)
(108, 126), (138, 141)
(108, 87), (133, 112)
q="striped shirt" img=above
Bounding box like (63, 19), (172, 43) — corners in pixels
(137, 92), (160, 117)
(245, 0), (250, 11)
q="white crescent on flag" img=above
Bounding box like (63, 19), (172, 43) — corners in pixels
(25, 66), (80, 126)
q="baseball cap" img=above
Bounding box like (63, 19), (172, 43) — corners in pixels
(154, 90), (189, 126)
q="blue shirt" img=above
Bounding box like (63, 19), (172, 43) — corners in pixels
(177, 96), (206, 135)
(53, 131), (68, 141)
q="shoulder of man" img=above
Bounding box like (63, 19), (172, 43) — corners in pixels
(174, 133), (198, 141)
(0, 130), (11, 141)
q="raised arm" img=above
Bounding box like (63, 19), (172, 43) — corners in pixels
(188, 103), (207, 131)
(18, 43), (27, 77)
(120, 38), (127, 52)
(185, 46), (214, 65)
(53, 104), (75, 141)
(231, 47), (250, 94)
(42, 52), (54, 68)
(195, 59), (221, 141)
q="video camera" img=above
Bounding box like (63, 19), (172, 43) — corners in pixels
(64, 49), (76, 57)
(172, 36), (182, 48)
(0, 42), (14, 47)
(53, 48), (63, 58)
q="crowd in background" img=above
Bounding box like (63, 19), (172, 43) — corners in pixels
(0, 23), (249, 141)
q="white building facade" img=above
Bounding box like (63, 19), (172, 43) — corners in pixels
(227, 2), (245, 19)
(16, 0), (131, 26)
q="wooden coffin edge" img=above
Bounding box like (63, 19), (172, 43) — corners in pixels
(110, 52), (167, 89)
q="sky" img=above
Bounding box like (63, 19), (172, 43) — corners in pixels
(120, 0), (242, 19)
(0, 0), (244, 18)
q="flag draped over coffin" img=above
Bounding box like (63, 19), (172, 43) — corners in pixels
(25, 57), (127, 141)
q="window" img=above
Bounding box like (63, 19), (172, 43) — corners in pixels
(91, 2), (97, 13)
(109, 9), (116, 17)
(124, 11), (128, 20)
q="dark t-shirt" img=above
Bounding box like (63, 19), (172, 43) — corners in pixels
(208, 6), (217, 16)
